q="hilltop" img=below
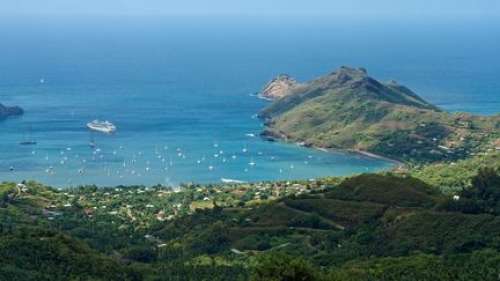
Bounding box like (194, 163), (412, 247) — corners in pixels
(259, 66), (500, 163)
(0, 103), (23, 120)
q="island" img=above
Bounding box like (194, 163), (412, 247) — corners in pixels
(259, 66), (500, 164)
(0, 102), (23, 120)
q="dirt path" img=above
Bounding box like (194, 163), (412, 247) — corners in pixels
(278, 202), (346, 230)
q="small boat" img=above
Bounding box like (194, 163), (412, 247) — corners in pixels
(19, 126), (37, 145)
(89, 132), (96, 148)
(87, 120), (116, 134)
(19, 140), (37, 145)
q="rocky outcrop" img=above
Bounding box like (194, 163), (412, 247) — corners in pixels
(259, 74), (299, 100)
(0, 103), (24, 120)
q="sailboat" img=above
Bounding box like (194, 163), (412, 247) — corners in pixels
(89, 132), (96, 148)
(19, 126), (37, 145)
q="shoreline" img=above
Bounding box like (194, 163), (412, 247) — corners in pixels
(260, 129), (406, 169)
(312, 145), (406, 169)
(349, 149), (406, 168)
(256, 94), (274, 102)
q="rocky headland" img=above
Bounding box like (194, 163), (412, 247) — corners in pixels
(0, 103), (23, 120)
(258, 74), (300, 100)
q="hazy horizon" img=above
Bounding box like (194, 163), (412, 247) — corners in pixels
(2, 0), (499, 18)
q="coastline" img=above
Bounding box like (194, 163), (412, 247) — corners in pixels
(349, 149), (406, 168)
(314, 146), (406, 170)
(256, 94), (274, 102)
(259, 129), (406, 170)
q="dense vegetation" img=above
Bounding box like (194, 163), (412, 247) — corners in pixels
(411, 152), (500, 193)
(259, 66), (500, 164)
(1, 151), (499, 280)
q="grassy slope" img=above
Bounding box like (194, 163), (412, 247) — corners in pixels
(411, 152), (500, 193)
(260, 67), (500, 164)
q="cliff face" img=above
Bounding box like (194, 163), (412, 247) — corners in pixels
(259, 66), (500, 163)
(0, 103), (24, 120)
(259, 74), (299, 100)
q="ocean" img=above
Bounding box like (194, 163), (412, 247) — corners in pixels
(0, 16), (498, 187)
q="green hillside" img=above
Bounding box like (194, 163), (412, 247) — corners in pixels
(259, 66), (500, 164)
(1, 155), (499, 280)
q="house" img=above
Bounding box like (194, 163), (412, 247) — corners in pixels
(17, 183), (28, 192)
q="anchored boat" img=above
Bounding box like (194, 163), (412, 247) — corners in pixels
(86, 120), (116, 134)
(19, 126), (37, 145)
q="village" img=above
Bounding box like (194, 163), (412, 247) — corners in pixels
(8, 178), (336, 231)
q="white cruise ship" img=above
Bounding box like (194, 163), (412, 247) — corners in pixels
(86, 120), (116, 134)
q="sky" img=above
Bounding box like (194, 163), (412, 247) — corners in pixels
(2, 0), (499, 17)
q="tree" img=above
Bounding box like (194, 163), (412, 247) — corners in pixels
(251, 253), (322, 281)
(461, 167), (500, 214)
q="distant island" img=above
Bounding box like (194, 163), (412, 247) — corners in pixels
(259, 66), (500, 164)
(0, 102), (23, 120)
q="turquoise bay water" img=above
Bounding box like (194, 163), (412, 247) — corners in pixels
(0, 17), (499, 187)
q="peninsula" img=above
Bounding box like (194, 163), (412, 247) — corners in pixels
(259, 66), (500, 164)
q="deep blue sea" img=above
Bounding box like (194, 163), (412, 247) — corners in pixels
(0, 16), (499, 187)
